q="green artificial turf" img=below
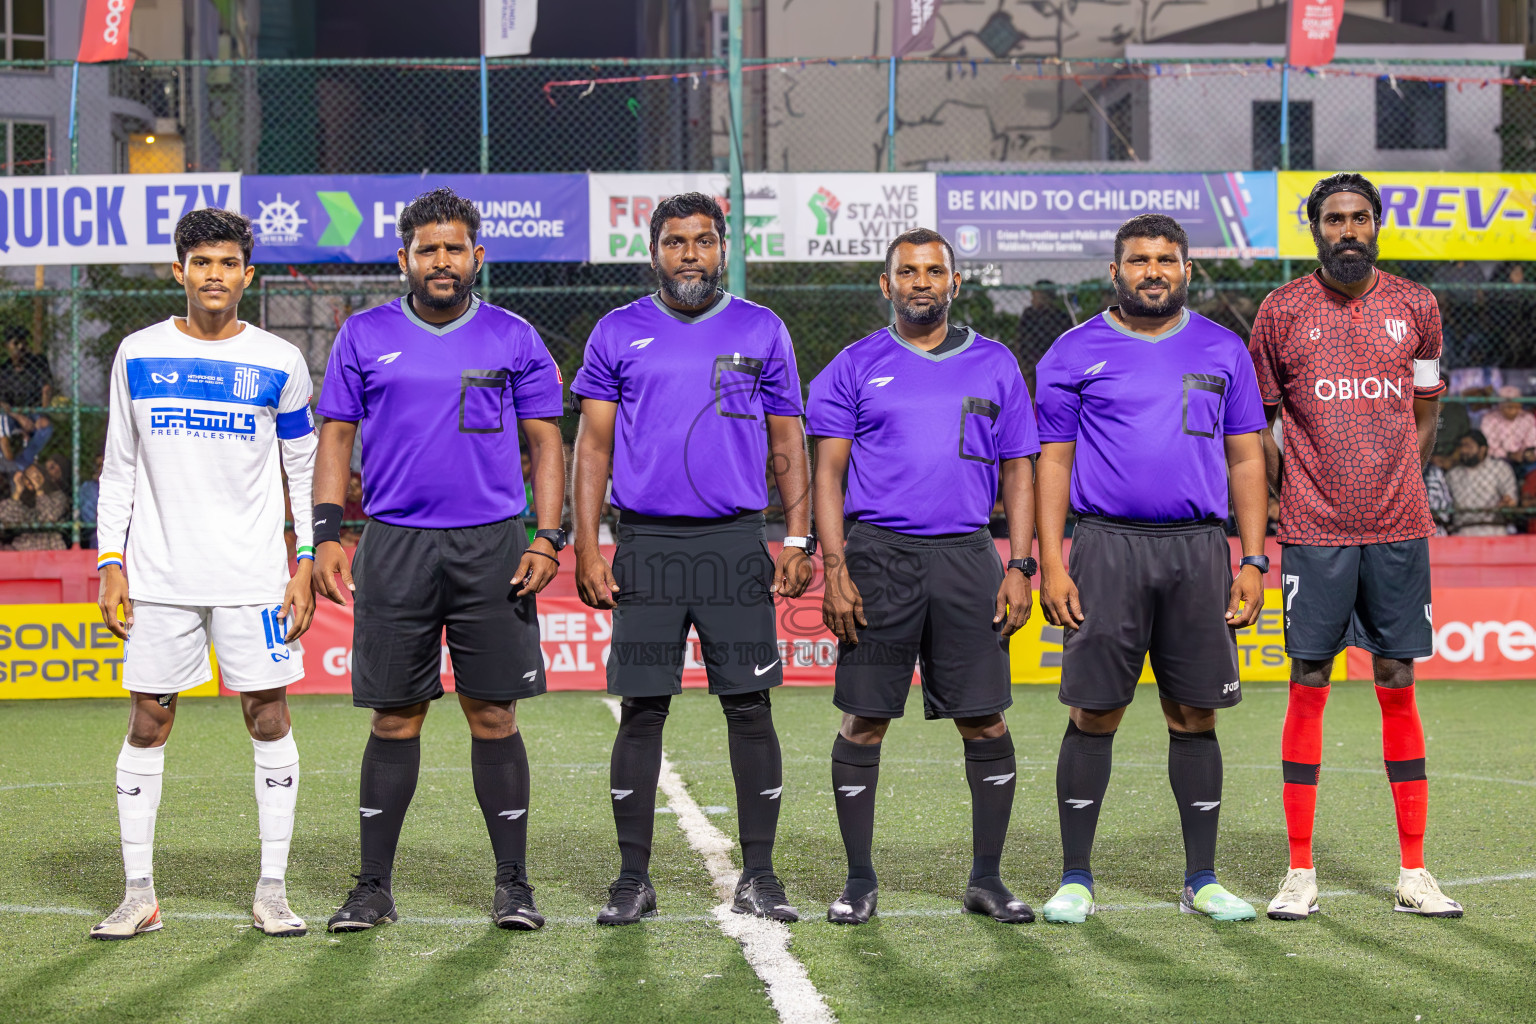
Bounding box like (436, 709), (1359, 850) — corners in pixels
(1, 681), (1532, 1023)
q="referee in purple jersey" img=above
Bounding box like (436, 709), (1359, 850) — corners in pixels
(1033, 214), (1269, 924)
(310, 189), (567, 933)
(571, 193), (814, 926)
(807, 228), (1041, 926)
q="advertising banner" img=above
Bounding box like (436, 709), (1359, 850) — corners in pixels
(284, 586), (1299, 695)
(1287, 0), (1345, 68)
(937, 172), (1277, 260)
(76, 0), (137, 64)
(1278, 171), (1536, 261)
(589, 173), (936, 263)
(0, 174), (240, 267)
(244, 174), (587, 264)
(1347, 587), (1536, 681)
(0, 604), (216, 700)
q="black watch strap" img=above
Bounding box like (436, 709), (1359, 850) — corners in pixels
(1240, 554), (1270, 574)
(1007, 557), (1038, 578)
(534, 528), (568, 552)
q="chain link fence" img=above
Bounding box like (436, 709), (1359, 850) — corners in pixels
(3, 55), (1536, 544)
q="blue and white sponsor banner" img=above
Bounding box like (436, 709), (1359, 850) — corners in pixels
(0, 174), (240, 266)
(244, 174), (587, 263)
(937, 172), (1278, 260)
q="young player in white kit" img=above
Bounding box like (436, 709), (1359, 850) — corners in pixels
(90, 209), (318, 939)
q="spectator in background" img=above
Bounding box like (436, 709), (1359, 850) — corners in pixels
(1478, 386), (1536, 475)
(0, 463), (67, 550)
(1432, 393), (1472, 463)
(1423, 461), (1453, 537)
(339, 471), (366, 547)
(1014, 281), (1074, 390)
(78, 453), (102, 548)
(1445, 430), (1517, 536)
(0, 326), (54, 409)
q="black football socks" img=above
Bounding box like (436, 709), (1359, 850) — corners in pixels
(1056, 720), (1115, 891)
(963, 732), (1018, 889)
(831, 734), (881, 898)
(471, 731), (532, 885)
(1168, 727), (1223, 893)
(358, 733), (421, 889)
(720, 691), (783, 880)
(610, 695), (670, 884)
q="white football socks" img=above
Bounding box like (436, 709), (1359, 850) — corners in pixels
(252, 732), (300, 882)
(116, 739), (165, 883)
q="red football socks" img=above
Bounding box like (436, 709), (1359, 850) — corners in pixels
(1280, 682), (1329, 870)
(1376, 684), (1428, 870)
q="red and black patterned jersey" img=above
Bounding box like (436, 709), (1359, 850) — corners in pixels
(1250, 269), (1446, 547)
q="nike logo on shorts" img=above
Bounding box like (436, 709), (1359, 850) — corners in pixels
(753, 660), (780, 676)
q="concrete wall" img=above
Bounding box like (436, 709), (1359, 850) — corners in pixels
(1126, 43), (1525, 172)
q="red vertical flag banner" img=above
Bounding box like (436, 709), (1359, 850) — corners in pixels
(893, 0), (941, 57)
(77, 0), (137, 63)
(1286, 0), (1344, 67)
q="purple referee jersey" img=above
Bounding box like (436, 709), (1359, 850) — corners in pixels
(317, 295), (563, 528)
(1033, 307), (1267, 522)
(571, 292), (803, 518)
(806, 326), (1040, 536)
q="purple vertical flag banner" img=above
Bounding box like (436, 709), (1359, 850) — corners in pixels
(893, 0), (941, 56)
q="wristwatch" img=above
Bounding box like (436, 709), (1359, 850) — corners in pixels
(1007, 557), (1038, 577)
(534, 528), (568, 552)
(1239, 554), (1270, 574)
(783, 535), (818, 556)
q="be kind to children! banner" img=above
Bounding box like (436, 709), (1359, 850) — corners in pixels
(1278, 171), (1536, 261)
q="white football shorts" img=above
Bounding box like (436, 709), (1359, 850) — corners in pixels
(122, 601), (305, 694)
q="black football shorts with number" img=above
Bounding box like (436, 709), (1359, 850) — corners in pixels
(833, 522), (1012, 721)
(350, 517), (546, 709)
(607, 511), (783, 697)
(1279, 539), (1433, 661)
(1059, 516), (1242, 711)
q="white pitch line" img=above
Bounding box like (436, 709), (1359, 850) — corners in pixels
(602, 698), (836, 1024)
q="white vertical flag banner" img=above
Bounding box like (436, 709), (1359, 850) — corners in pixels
(483, 0), (539, 57)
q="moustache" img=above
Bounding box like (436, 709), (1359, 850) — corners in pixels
(427, 272), (460, 282)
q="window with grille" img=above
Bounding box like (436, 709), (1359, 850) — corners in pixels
(1, 121), (48, 176)
(3, 0), (46, 61)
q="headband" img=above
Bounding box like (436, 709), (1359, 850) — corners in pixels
(1308, 183), (1381, 223)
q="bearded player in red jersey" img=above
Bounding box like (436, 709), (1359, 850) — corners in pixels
(1250, 173), (1462, 921)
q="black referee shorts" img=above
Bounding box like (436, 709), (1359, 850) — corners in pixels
(607, 511), (782, 697)
(1279, 539), (1433, 661)
(833, 522), (1012, 721)
(350, 517), (546, 709)
(1059, 515), (1241, 712)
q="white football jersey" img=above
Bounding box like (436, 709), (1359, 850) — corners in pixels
(96, 319), (317, 606)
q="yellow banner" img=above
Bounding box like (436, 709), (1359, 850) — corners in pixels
(1009, 588), (1315, 684)
(1278, 171), (1536, 261)
(0, 603), (217, 699)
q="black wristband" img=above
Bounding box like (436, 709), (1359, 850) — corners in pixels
(313, 503), (344, 545)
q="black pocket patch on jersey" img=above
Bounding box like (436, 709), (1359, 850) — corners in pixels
(1182, 373), (1226, 438)
(460, 369), (509, 434)
(959, 396), (1000, 464)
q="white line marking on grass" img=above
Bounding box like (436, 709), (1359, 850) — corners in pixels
(602, 698), (836, 1024)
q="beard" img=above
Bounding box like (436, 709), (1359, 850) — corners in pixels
(1458, 451), (1482, 467)
(1314, 233), (1379, 284)
(658, 261), (723, 309)
(409, 267), (474, 311)
(894, 290), (951, 326)
(1113, 274), (1187, 318)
